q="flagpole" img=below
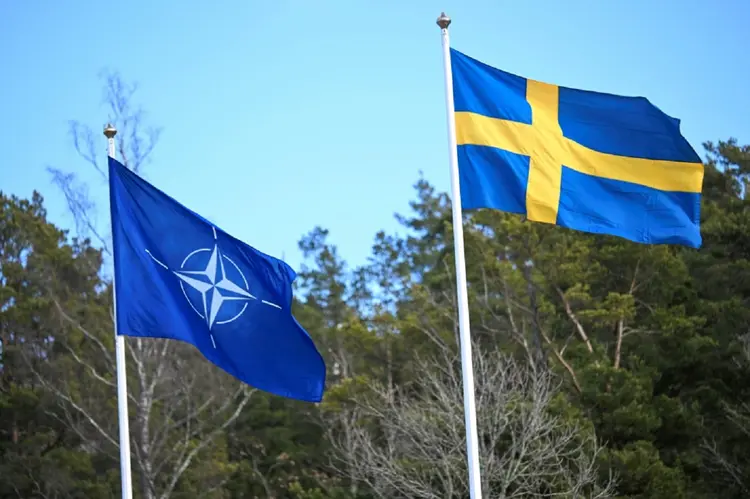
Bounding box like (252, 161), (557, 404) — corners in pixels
(437, 13), (483, 499)
(105, 123), (134, 499)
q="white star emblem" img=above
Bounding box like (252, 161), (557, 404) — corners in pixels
(144, 226), (282, 348)
(173, 244), (255, 330)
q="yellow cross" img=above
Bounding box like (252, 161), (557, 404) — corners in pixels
(454, 81), (704, 224)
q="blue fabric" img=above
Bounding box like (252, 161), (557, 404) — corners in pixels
(458, 145), (529, 215)
(557, 87), (701, 162)
(449, 48), (704, 248)
(108, 157), (326, 402)
(452, 49), (532, 125)
(557, 166), (702, 246)
(451, 49), (701, 164)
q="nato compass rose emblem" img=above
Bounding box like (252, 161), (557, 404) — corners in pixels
(144, 226), (281, 348)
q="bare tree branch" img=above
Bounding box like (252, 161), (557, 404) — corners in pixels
(158, 386), (254, 499)
(33, 71), (250, 499)
(51, 297), (115, 371)
(328, 344), (614, 498)
(27, 366), (119, 449)
(614, 258), (640, 370)
(554, 285), (594, 354)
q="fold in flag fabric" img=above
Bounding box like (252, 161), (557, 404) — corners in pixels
(108, 157), (326, 402)
(451, 48), (705, 248)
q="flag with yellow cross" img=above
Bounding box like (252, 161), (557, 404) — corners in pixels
(450, 49), (704, 248)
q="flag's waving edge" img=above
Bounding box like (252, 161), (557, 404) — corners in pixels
(108, 157), (326, 402)
(450, 48), (704, 248)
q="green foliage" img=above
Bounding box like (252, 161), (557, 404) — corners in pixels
(3, 139), (750, 498)
(0, 191), (117, 498)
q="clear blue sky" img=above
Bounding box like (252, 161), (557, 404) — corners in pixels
(2, 0), (748, 273)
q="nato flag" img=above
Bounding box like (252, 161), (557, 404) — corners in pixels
(108, 157), (326, 402)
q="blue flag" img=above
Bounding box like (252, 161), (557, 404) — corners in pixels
(108, 157), (326, 402)
(451, 49), (704, 247)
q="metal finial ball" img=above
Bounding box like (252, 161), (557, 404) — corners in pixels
(103, 123), (117, 138)
(437, 12), (451, 29)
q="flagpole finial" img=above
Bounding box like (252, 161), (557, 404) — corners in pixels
(103, 123), (117, 139)
(437, 12), (451, 29)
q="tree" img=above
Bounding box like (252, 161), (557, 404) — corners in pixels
(29, 72), (253, 499)
(327, 344), (614, 498)
(4, 78), (750, 499)
(0, 191), (115, 498)
(317, 176), (618, 498)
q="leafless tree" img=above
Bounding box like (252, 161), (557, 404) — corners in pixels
(328, 343), (615, 498)
(28, 71), (254, 499)
(701, 333), (750, 494)
(47, 72), (160, 256)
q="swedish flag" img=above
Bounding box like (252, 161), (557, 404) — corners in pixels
(451, 49), (704, 248)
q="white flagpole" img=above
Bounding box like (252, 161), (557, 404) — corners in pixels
(437, 13), (483, 499)
(104, 123), (134, 499)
